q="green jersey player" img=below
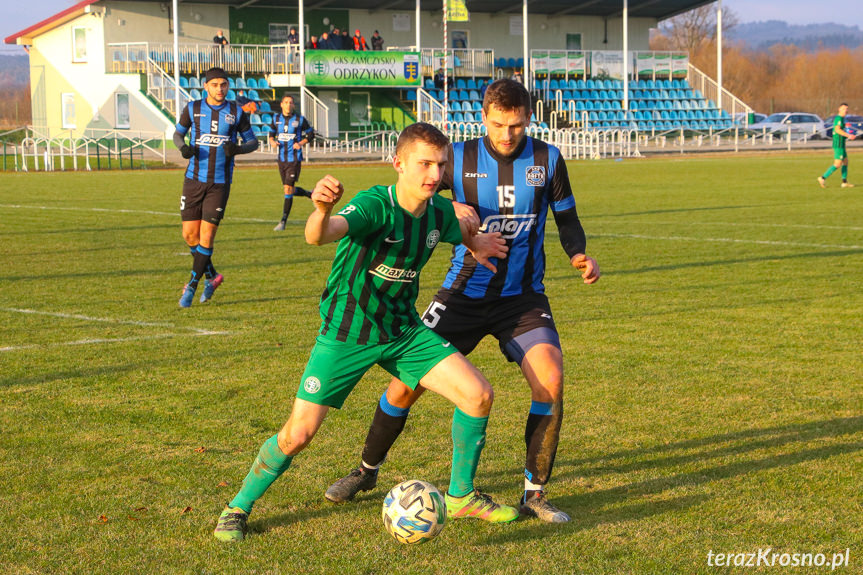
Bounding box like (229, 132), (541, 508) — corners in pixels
(214, 123), (515, 542)
(818, 103), (857, 188)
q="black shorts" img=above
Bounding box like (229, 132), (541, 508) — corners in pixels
(278, 160), (302, 186)
(180, 179), (230, 224)
(420, 290), (561, 364)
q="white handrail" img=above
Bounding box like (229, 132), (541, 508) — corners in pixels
(688, 63), (753, 124)
(301, 86), (330, 139)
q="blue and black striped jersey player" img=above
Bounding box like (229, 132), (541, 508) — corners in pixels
(269, 94), (315, 231)
(173, 67), (259, 308)
(325, 78), (600, 523)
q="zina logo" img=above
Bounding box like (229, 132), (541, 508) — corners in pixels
(480, 214), (537, 238)
(197, 134), (230, 147)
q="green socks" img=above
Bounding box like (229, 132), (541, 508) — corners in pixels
(229, 435), (293, 513)
(842, 165), (848, 180)
(449, 408), (488, 497)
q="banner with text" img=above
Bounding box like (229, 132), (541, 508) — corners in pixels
(305, 50), (421, 87)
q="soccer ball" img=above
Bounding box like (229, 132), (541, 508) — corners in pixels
(381, 480), (447, 544)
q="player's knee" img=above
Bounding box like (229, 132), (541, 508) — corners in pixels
(463, 380), (494, 414)
(385, 380), (416, 409)
(278, 422), (316, 455)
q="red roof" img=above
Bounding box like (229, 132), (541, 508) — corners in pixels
(5, 0), (100, 45)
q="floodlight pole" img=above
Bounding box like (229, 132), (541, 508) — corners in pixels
(416, 0), (421, 50)
(300, 0), (306, 116)
(622, 0), (629, 116)
(717, 0), (723, 110)
(173, 0), (180, 120)
(522, 0), (529, 88)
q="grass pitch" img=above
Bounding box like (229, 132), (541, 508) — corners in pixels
(1, 153), (861, 574)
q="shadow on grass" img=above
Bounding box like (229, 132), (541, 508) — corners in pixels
(482, 416), (862, 543)
(593, 204), (769, 219)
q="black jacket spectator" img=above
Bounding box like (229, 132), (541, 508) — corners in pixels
(371, 31), (384, 51)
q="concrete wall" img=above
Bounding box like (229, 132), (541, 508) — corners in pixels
(103, 1), (230, 46)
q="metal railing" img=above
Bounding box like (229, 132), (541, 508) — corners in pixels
(146, 58), (192, 120)
(301, 87), (330, 141)
(108, 42), (302, 78)
(688, 63), (753, 125)
(389, 47), (495, 78)
(417, 88), (446, 124)
(13, 126), (166, 172)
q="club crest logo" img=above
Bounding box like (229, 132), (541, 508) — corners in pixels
(225, 114), (236, 125)
(404, 54), (419, 81)
(426, 229), (441, 248)
(303, 376), (321, 394)
(526, 166), (546, 186)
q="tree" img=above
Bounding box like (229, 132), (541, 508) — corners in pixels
(652, 3), (740, 54)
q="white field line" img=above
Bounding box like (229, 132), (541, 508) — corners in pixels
(598, 219), (863, 232)
(0, 203), (275, 224)
(596, 233), (863, 251)
(0, 307), (229, 352)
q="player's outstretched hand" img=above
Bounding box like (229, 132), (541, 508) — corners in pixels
(312, 175), (344, 212)
(452, 201), (480, 237)
(467, 232), (508, 273)
(222, 141), (240, 156)
(571, 253), (600, 284)
(180, 145), (195, 159)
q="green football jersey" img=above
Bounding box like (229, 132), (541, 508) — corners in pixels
(318, 184), (462, 345)
(833, 116), (846, 149)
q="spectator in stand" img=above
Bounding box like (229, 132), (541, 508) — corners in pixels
(331, 28), (342, 49)
(287, 27), (299, 46)
(319, 31), (332, 50)
(307, 35), (318, 50)
(434, 67), (453, 90)
(371, 30), (384, 51)
(353, 29), (369, 51)
(213, 30), (229, 46)
(341, 29), (351, 50)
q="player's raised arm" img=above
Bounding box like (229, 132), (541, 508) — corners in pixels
(305, 175), (348, 245)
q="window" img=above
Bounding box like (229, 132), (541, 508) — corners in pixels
(72, 26), (87, 63)
(451, 30), (468, 49)
(566, 34), (582, 50)
(115, 93), (130, 129)
(61, 93), (76, 129)
(349, 92), (370, 126)
(269, 23), (308, 45)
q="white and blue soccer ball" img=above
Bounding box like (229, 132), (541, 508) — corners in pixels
(381, 479), (447, 544)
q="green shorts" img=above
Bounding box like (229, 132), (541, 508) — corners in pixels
(296, 323), (458, 408)
(833, 147), (847, 161)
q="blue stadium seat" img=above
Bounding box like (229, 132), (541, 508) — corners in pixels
(227, 89), (237, 100)
(576, 79), (586, 89)
(464, 111), (476, 123)
(252, 125), (263, 136)
(250, 113), (262, 125)
(588, 111), (598, 121)
(467, 79), (477, 90)
(248, 89), (259, 100)
(259, 101), (271, 112)
(612, 101), (621, 110)
(549, 79), (560, 91)
(227, 77), (236, 89)
(246, 78), (258, 89)
(472, 101), (482, 111)
(179, 77), (189, 88)
(576, 101), (585, 111)
(236, 77), (247, 90)
(562, 90), (572, 101)
(190, 89), (202, 100)
(258, 77), (270, 89)
(507, 57), (517, 68)
(262, 113), (273, 125)
(469, 89), (480, 101)
(406, 90), (417, 101)
(424, 78), (435, 89)
(451, 101), (462, 111)
(460, 89), (469, 101)
(456, 78), (467, 90)
(584, 101), (594, 111)
(454, 112), (464, 123)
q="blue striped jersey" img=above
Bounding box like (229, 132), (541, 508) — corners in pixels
(176, 99), (255, 184)
(269, 113), (314, 162)
(440, 136), (580, 298)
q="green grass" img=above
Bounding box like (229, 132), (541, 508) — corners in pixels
(1, 153), (861, 574)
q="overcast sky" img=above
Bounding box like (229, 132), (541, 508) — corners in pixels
(1, 0), (861, 53)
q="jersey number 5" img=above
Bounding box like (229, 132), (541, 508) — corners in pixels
(422, 301), (447, 329)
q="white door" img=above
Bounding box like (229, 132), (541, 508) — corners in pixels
(318, 90), (339, 138)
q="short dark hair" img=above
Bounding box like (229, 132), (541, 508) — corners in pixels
(396, 122), (449, 157)
(840, 102), (849, 107)
(482, 78), (531, 115)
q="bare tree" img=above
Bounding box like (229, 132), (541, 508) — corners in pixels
(654, 3), (740, 54)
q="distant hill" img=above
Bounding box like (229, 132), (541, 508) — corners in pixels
(0, 54), (29, 87)
(730, 20), (863, 50)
